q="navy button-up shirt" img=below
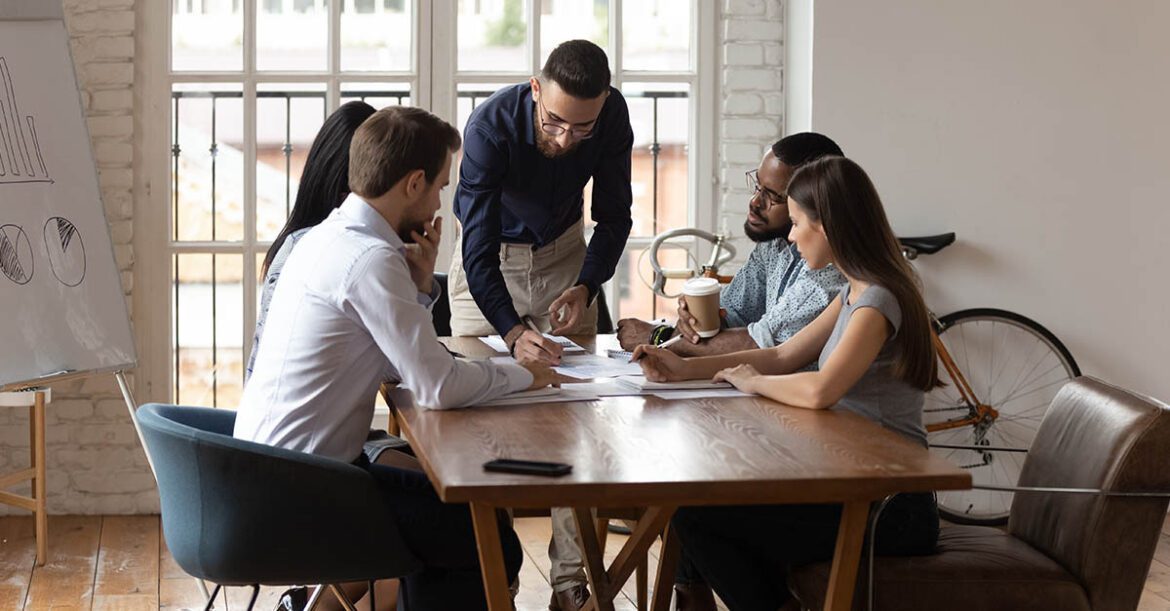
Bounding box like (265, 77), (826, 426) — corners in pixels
(453, 83), (634, 336)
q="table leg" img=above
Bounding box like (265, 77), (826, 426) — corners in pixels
(32, 392), (47, 566)
(572, 507), (615, 611)
(824, 500), (870, 611)
(649, 523), (679, 611)
(469, 502), (513, 611)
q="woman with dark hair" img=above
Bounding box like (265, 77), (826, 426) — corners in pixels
(246, 101), (398, 611)
(247, 100), (376, 381)
(632, 156), (940, 610)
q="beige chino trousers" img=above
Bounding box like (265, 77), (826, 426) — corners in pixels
(450, 218), (598, 338)
(449, 218), (598, 591)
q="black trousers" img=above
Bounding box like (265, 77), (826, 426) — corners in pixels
(361, 459), (523, 611)
(671, 493), (938, 611)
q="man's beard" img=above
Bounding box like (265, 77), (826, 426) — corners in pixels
(535, 129), (581, 158)
(743, 217), (790, 243)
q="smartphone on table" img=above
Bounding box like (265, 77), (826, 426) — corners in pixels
(483, 458), (572, 477)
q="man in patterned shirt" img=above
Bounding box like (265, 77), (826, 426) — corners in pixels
(617, 133), (847, 356)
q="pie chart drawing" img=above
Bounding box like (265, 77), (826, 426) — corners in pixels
(1, 224), (33, 285)
(44, 216), (86, 287)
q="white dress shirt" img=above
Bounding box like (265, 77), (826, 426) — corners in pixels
(234, 194), (533, 462)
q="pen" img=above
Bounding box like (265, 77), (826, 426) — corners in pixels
(632, 335), (682, 361)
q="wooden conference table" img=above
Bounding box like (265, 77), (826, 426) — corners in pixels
(391, 335), (971, 611)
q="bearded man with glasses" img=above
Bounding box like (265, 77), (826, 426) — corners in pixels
(450, 39), (632, 364)
(618, 133), (848, 362)
(449, 39), (633, 611)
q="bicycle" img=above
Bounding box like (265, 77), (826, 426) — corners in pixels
(901, 233), (1081, 525)
(646, 229), (1082, 526)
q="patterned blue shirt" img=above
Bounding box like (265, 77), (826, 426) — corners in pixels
(720, 239), (846, 347)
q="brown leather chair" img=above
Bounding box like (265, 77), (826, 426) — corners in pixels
(789, 377), (1170, 611)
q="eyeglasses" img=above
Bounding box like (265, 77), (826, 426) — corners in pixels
(536, 96), (597, 140)
(745, 169), (787, 209)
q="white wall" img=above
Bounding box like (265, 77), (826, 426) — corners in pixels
(804, 0), (1170, 401)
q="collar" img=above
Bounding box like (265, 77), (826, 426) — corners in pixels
(338, 193), (405, 251)
(521, 85), (537, 146)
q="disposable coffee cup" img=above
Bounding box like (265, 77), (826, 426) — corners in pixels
(682, 277), (722, 338)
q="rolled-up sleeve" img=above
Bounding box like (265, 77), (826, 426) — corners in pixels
(454, 125), (523, 335)
(577, 93), (634, 296)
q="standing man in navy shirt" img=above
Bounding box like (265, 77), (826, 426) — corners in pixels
(450, 39), (633, 368)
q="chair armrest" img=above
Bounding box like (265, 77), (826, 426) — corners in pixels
(930, 443), (1028, 452)
(973, 483), (1170, 497)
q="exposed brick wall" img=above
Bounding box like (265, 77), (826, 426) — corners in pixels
(0, 0), (154, 515)
(718, 0), (785, 266)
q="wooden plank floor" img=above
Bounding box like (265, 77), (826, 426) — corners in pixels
(1, 514), (1169, 610)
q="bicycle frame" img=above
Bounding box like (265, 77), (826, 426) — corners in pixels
(926, 326), (999, 434)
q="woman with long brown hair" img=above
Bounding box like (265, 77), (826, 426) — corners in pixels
(633, 155), (940, 610)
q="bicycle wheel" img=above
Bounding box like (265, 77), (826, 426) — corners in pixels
(925, 308), (1080, 525)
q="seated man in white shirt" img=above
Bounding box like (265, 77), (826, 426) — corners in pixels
(235, 105), (559, 611)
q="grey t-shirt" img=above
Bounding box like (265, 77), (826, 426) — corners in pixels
(817, 283), (927, 446)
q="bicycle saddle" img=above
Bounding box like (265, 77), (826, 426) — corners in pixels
(897, 232), (955, 255)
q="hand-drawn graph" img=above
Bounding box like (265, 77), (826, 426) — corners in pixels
(0, 56), (50, 185)
(1, 223), (33, 284)
(44, 216), (85, 286)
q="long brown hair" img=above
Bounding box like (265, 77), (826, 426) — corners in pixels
(786, 156), (940, 390)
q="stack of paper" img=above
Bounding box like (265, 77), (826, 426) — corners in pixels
(479, 334), (587, 354)
(613, 376), (733, 391)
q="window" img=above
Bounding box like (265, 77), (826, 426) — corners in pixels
(150, 0), (712, 407)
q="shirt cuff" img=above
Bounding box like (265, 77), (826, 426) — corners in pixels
(498, 362), (535, 392)
(417, 279), (442, 309)
(574, 279), (599, 304)
(746, 321), (775, 348)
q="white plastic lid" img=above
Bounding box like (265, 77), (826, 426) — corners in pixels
(682, 277), (722, 296)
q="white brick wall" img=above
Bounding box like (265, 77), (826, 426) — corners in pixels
(0, 0), (154, 516)
(718, 0), (785, 267)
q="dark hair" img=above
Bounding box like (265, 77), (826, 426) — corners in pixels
(263, 101), (376, 276)
(541, 39), (611, 99)
(786, 156), (940, 390)
(772, 132), (844, 167)
(348, 106), (462, 199)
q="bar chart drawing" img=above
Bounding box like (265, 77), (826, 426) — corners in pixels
(0, 56), (51, 185)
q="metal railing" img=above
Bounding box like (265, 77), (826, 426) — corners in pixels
(169, 87), (686, 405)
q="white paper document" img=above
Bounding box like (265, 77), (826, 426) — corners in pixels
(486, 353), (642, 379)
(554, 354), (643, 379)
(651, 389), (754, 400)
(614, 376), (733, 391)
(479, 334), (587, 354)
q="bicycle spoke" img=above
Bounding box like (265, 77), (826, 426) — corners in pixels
(997, 336), (1050, 406)
(993, 400), (1051, 420)
(986, 323), (1015, 401)
(1001, 339), (1057, 402)
(997, 376), (1070, 408)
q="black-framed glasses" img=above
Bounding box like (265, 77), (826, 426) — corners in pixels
(745, 169), (787, 209)
(536, 96), (597, 140)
